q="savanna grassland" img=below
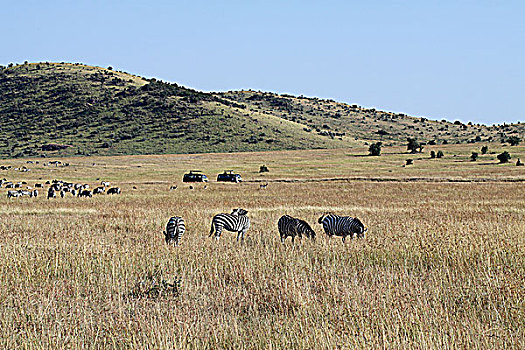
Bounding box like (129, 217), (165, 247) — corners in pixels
(0, 144), (524, 349)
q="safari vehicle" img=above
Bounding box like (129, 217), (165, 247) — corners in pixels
(217, 170), (242, 183)
(183, 171), (208, 183)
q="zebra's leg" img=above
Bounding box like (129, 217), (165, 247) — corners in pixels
(215, 226), (222, 241)
(291, 235), (295, 244)
(280, 234), (285, 244)
(237, 229), (247, 242)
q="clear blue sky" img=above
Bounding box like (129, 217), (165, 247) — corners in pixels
(2, 0), (524, 125)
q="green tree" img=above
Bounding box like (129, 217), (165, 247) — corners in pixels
(481, 145), (488, 154)
(507, 136), (521, 146)
(497, 151), (511, 163)
(430, 150), (436, 158)
(471, 152), (478, 161)
(368, 142), (382, 156)
(407, 138), (423, 153)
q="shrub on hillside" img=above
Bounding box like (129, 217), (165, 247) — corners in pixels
(368, 142), (382, 156)
(481, 146), (488, 154)
(437, 150), (444, 158)
(430, 151), (436, 159)
(497, 151), (511, 163)
(507, 136), (521, 146)
(407, 138), (423, 153)
(471, 152), (478, 161)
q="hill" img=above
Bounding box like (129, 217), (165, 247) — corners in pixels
(0, 62), (523, 158)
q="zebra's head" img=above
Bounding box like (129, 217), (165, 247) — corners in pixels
(231, 208), (248, 216)
(318, 214), (330, 224)
(163, 230), (170, 243)
(355, 218), (367, 238)
(299, 219), (316, 241)
(163, 230), (176, 244)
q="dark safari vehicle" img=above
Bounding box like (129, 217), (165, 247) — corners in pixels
(183, 171), (208, 183)
(217, 170), (242, 183)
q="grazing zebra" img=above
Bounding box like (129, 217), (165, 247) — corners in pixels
(93, 186), (105, 195)
(107, 187), (121, 195)
(278, 215), (316, 243)
(7, 190), (20, 198)
(169, 185), (177, 190)
(18, 190), (31, 197)
(101, 181), (110, 187)
(47, 188), (56, 199)
(318, 214), (367, 242)
(259, 183), (268, 190)
(209, 208), (250, 241)
(79, 190), (93, 198)
(163, 217), (185, 245)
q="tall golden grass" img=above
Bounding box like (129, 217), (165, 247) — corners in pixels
(0, 145), (524, 348)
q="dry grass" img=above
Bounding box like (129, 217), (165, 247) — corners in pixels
(0, 145), (524, 348)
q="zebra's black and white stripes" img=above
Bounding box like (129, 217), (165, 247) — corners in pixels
(209, 208), (250, 241)
(318, 214), (367, 242)
(278, 215), (316, 243)
(164, 216), (185, 245)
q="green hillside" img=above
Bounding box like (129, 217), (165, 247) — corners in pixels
(0, 62), (522, 158)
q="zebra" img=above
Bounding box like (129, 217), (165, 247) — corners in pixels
(79, 190), (93, 198)
(209, 208), (250, 241)
(47, 188), (56, 199)
(93, 186), (105, 195)
(107, 187), (121, 195)
(278, 215), (316, 243)
(7, 190), (20, 198)
(18, 190), (32, 197)
(259, 183), (268, 190)
(163, 217), (185, 245)
(318, 214), (367, 242)
(101, 181), (110, 187)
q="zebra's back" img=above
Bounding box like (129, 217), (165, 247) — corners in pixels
(210, 211), (250, 241)
(319, 214), (366, 242)
(165, 216), (185, 245)
(278, 215), (315, 242)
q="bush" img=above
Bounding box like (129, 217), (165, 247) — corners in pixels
(407, 138), (423, 153)
(406, 159), (413, 165)
(497, 151), (511, 163)
(516, 158), (524, 166)
(471, 152), (478, 161)
(368, 142), (382, 156)
(481, 146), (488, 154)
(437, 150), (444, 158)
(259, 165), (269, 173)
(507, 136), (521, 146)
(430, 151), (436, 159)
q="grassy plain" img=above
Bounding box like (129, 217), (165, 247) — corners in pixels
(0, 144), (524, 349)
